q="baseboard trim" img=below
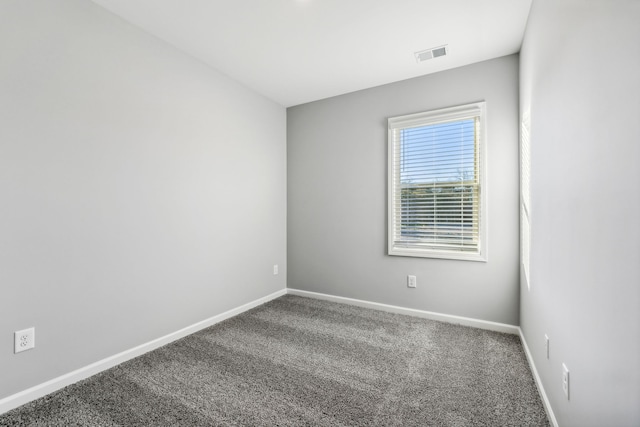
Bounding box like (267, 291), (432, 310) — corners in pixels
(286, 288), (519, 335)
(519, 329), (559, 427)
(0, 288), (286, 416)
(2, 288), (551, 422)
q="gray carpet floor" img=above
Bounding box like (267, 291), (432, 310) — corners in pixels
(0, 295), (550, 426)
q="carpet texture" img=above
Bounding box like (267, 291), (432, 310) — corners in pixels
(0, 295), (550, 426)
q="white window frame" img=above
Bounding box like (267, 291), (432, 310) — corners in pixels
(387, 102), (488, 262)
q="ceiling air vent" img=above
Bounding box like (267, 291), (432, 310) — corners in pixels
(414, 45), (447, 63)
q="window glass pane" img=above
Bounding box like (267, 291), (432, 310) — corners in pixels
(399, 119), (478, 248)
(388, 102), (485, 261)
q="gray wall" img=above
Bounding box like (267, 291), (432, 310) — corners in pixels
(0, 0), (286, 400)
(520, 0), (640, 425)
(288, 55), (520, 325)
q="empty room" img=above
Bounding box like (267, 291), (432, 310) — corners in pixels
(1, 0), (638, 426)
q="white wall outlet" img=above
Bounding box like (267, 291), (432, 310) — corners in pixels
(545, 334), (549, 359)
(273, 264), (278, 275)
(562, 363), (570, 400)
(14, 327), (35, 354)
(407, 275), (417, 288)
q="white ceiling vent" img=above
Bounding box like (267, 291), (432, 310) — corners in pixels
(414, 45), (448, 63)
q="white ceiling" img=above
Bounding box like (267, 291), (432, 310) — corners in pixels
(91, 0), (532, 107)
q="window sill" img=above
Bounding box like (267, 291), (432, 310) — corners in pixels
(388, 246), (487, 262)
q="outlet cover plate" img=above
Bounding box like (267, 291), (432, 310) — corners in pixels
(562, 363), (570, 399)
(15, 327), (35, 353)
(407, 275), (417, 288)
(545, 334), (549, 359)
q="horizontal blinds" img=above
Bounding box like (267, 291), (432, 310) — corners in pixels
(521, 111), (531, 215)
(522, 209), (530, 281)
(389, 104), (483, 130)
(391, 112), (481, 254)
(521, 111), (531, 282)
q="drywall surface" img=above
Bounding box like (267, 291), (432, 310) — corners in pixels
(288, 55), (520, 325)
(519, 1), (640, 425)
(0, 0), (286, 400)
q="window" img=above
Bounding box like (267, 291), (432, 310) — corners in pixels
(521, 110), (531, 287)
(388, 102), (487, 261)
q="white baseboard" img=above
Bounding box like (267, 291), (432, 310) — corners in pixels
(0, 288), (286, 416)
(286, 288), (519, 335)
(287, 289), (558, 423)
(2, 287), (546, 422)
(519, 329), (559, 427)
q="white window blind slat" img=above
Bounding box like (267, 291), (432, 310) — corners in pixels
(521, 111), (532, 286)
(388, 102), (487, 261)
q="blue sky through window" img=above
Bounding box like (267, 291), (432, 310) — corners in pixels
(400, 119), (475, 185)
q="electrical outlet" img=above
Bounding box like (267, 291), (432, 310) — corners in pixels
(562, 363), (570, 400)
(407, 275), (417, 288)
(14, 327), (35, 354)
(273, 264), (278, 275)
(545, 334), (549, 359)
